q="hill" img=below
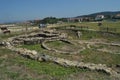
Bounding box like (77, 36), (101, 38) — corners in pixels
(76, 11), (120, 18)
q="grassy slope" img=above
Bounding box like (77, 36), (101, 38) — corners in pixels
(53, 21), (120, 33)
(20, 44), (120, 67)
(0, 22), (120, 80)
(0, 47), (82, 80)
(0, 47), (118, 80)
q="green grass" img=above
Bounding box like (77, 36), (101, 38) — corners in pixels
(54, 21), (120, 33)
(0, 29), (40, 40)
(0, 48), (82, 77)
(0, 47), (89, 80)
(80, 31), (102, 40)
(0, 48), (70, 78)
(0, 47), (13, 53)
(0, 47), (118, 80)
(81, 31), (120, 42)
(46, 41), (66, 48)
(56, 29), (120, 42)
(46, 40), (80, 52)
(91, 44), (120, 53)
(19, 43), (120, 67)
(16, 28), (120, 67)
(19, 44), (45, 52)
(16, 59), (81, 77)
(79, 49), (120, 66)
(0, 22), (120, 79)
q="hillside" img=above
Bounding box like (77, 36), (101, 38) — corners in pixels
(76, 11), (120, 18)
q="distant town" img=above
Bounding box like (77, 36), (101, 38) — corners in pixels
(1, 11), (120, 25)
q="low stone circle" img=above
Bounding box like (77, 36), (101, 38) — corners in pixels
(78, 41), (120, 54)
(41, 39), (85, 54)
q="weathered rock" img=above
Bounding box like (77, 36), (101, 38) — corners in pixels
(77, 31), (82, 38)
(116, 64), (120, 67)
(0, 41), (6, 46)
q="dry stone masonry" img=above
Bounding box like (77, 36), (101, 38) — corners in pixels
(0, 29), (120, 78)
(10, 30), (67, 45)
(1, 41), (119, 77)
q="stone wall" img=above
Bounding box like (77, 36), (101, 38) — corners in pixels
(9, 30), (67, 45)
(41, 39), (85, 54)
(1, 41), (119, 77)
(0, 29), (120, 78)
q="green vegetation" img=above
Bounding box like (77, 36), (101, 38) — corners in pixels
(0, 29), (40, 40)
(0, 47), (81, 79)
(46, 41), (80, 52)
(0, 21), (120, 80)
(54, 21), (120, 33)
(19, 44), (120, 66)
(0, 47), (118, 80)
(79, 49), (120, 66)
(80, 31), (120, 42)
(90, 44), (120, 53)
(46, 41), (66, 48)
(33, 17), (68, 25)
(20, 44), (45, 52)
(18, 60), (81, 77)
(55, 29), (120, 42)
(0, 32), (22, 40)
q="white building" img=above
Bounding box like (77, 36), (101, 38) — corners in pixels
(95, 15), (105, 21)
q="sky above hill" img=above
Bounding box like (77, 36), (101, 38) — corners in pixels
(0, 0), (120, 23)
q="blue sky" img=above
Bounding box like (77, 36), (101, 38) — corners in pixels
(0, 0), (120, 23)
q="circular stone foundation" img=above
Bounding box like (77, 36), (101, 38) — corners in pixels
(89, 43), (120, 54)
(42, 40), (85, 54)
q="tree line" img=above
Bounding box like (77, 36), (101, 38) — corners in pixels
(29, 17), (68, 25)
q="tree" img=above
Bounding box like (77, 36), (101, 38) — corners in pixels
(33, 20), (41, 25)
(41, 17), (58, 24)
(105, 15), (112, 19)
(58, 18), (68, 22)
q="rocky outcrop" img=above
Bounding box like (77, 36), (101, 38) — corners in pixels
(0, 41), (6, 46)
(77, 31), (82, 38)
